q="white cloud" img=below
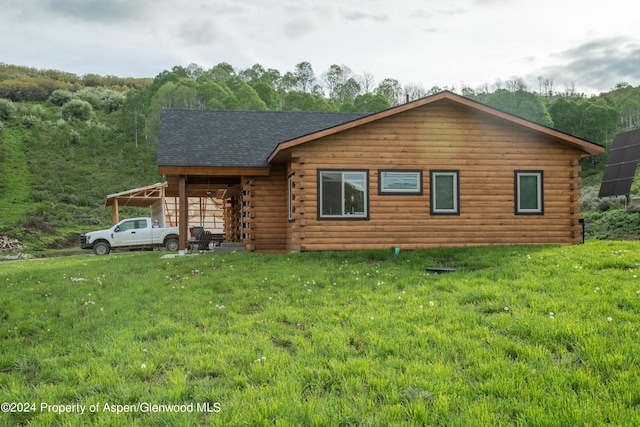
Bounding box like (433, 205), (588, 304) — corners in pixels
(1, 0), (639, 94)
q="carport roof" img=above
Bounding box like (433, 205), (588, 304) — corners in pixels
(158, 109), (369, 168)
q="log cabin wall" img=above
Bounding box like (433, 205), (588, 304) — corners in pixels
(243, 165), (288, 252)
(283, 101), (586, 251)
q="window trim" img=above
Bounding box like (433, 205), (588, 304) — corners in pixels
(430, 170), (460, 215)
(515, 170), (544, 215)
(317, 169), (369, 220)
(378, 170), (423, 195)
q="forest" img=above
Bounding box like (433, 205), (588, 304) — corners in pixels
(0, 61), (639, 249)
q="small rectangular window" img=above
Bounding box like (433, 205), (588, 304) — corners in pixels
(379, 170), (422, 194)
(515, 171), (543, 214)
(288, 174), (295, 221)
(318, 170), (369, 219)
(430, 170), (459, 215)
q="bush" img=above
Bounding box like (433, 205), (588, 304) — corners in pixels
(60, 99), (93, 121)
(22, 114), (42, 129)
(0, 98), (16, 120)
(48, 89), (74, 106)
(583, 208), (640, 240)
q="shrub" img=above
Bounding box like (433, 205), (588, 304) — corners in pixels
(22, 114), (42, 129)
(69, 129), (81, 145)
(101, 90), (125, 113)
(60, 99), (93, 121)
(48, 89), (74, 106)
(0, 98), (16, 120)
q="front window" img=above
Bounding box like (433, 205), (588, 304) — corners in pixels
(431, 170), (460, 215)
(515, 171), (543, 214)
(319, 170), (368, 219)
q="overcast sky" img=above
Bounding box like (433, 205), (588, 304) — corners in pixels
(2, 0), (639, 95)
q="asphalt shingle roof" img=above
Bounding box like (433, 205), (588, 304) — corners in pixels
(158, 109), (370, 168)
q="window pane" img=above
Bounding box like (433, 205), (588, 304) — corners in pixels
(321, 172), (342, 216)
(519, 175), (539, 210)
(344, 173), (366, 215)
(435, 174), (454, 210)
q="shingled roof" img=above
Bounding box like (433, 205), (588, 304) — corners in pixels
(158, 109), (369, 168)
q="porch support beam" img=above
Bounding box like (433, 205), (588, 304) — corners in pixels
(178, 175), (188, 255)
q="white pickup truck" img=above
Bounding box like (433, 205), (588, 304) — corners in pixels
(80, 217), (180, 255)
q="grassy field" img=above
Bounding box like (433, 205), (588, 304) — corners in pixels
(1, 242), (639, 426)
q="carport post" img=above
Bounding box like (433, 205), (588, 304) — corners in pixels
(178, 175), (188, 255)
(111, 198), (119, 224)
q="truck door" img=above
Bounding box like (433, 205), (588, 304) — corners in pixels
(134, 219), (153, 244)
(112, 220), (139, 246)
(113, 219), (152, 246)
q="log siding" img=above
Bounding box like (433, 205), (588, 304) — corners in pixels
(273, 102), (590, 251)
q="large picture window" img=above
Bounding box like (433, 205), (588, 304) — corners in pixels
(515, 170), (543, 214)
(318, 170), (369, 219)
(430, 170), (460, 215)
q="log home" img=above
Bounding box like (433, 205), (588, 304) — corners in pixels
(158, 91), (604, 253)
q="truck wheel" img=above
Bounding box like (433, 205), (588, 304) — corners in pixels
(93, 241), (111, 255)
(165, 238), (179, 252)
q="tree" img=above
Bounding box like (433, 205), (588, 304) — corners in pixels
(375, 78), (403, 106)
(404, 83), (426, 102)
(505, 76), (528, 92)
(486, 89), (553, 127)
(293, 61), (315, 92)
(277, 72), (298, 108)
(359, 71), (376, 94)
(548, 98), (580, 135)
(578, 99), (619, 145)
(186, 63), (205, 80)
(250, 81), (278, 109)
(149, 69), (181, 94)
(207, 63), (235, 81)
(239, 63), (266, 82)
(322, 64), (345, 100)
(283, 91), (334, 112)
(235, 84), (268, 110)
(336, 77), (361, 103)
(120, 89), (148, 146)
(353, 93), (391, 112)
(197, 81), (232, 108)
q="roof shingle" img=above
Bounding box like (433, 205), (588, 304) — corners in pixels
(158, 109), (369, 168)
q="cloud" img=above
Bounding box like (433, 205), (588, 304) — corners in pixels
(40, 0), (156, 23)
(534, 37), (640, 93)
(177, 19), (221, 45)
(342, 10), (389, 22)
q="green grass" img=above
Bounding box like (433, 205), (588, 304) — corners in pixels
(1, 243), (640, 426)
(0, 129), (31, 224)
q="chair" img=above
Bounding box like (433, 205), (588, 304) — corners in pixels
(197, 231), (213, 253)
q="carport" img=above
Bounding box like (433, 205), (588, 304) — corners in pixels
(104, 182), (225, 235)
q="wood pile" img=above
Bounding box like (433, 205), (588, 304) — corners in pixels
(0, 236), (23, 251)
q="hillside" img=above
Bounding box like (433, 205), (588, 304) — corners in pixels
(0, 63), (639, 251)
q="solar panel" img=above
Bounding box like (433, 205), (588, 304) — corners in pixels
(598, 128), (640, 198)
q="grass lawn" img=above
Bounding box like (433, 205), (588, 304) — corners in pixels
(1, 242), (639, 426)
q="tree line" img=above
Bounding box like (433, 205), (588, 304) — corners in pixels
(1, 61), (639, 153)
